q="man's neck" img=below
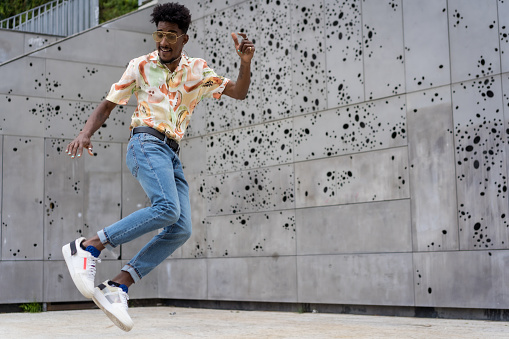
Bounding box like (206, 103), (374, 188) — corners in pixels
(160, 54), (182, 72)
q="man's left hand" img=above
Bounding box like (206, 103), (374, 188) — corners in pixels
(231, 32), (255, 62)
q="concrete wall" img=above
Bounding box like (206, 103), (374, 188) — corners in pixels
(1, 0), (509, 311)
(0, 29), (62, 64)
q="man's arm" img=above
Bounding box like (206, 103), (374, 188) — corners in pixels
(222, 32), (255, 100)
(65, 99), (117, 158)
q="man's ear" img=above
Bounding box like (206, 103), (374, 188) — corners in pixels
(183, 34), (189, 45)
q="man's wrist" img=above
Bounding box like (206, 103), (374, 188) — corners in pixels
(79, 130), (93, 139)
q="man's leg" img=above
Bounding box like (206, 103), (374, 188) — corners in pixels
(97, 133), (184, 250)
(90, 134), (191, 332)
(122, 163), (191, 283)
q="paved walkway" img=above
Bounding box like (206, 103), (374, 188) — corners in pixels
(0, 306), (508, 338)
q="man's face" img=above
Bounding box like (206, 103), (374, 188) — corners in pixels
(156, 22), (188, 64)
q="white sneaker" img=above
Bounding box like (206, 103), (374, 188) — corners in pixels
(62, 237), (101, 299)
(93, 280), (134, 332)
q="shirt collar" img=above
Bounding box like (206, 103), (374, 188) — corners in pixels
(151, 51), (189, 72)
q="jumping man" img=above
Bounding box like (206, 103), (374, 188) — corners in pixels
(61, 2), (254, 331)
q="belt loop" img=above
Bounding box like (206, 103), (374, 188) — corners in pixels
(163, 133), (168, 145)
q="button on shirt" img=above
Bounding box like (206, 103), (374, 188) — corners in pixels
(106, 51), (229, 141)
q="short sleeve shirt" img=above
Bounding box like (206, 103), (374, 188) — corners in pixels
(106, 51), (229, 141)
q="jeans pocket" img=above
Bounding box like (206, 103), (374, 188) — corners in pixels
(126, 143), (139, 178)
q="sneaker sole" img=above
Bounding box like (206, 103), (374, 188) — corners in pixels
(62, 244), (94, 299)
(92, 290), (134, 332)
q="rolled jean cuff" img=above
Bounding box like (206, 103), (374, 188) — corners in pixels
(97, 229), (116, 251)
(122, 264), (141, 283)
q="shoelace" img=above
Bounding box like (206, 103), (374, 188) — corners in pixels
(119, 290), (129, 310)
(87, 256), (101, 279)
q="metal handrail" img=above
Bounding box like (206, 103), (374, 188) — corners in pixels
(0, 0), (99, 36)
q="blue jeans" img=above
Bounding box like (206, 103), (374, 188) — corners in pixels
(97, 133), (192, 283)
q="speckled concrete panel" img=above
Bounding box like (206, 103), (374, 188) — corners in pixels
(185, 104), (209, 139)
(186, 17), (206, 64)
(362, 0), (405, 101)
(181, 137), (207, 176)
(500, 0), (509, 73)
(121, 260), (160, 299)
(504, 73), (509, 128)
(31, 28), (115, 65)
(290, 0), (327, 115)
(207, 119), (294, 174)
(43, 260), (121, 302)
(44, 97), (134, 142)
(45, 59), (126, 102)
(223, 1), (262, 128)
(83, 142), (122, 260)
(24, 33), (59, 54)
(158, 258), (208, 300)
(402, 0), (450, 92)
(296, 200), (411, 255)
(294, 95), (406, 161)
(407, 86), (459, 251)
(297, 253), (414, 305)
(234, 119), (294, 171)
(448, 0), (500, 83)
(31, 28), (153, 67)
(0, 94), (46, 137)
(119, 142), (163, 260)
(203, 2), (262, 133)
(0, 261), (43, 303)
(112, 30), (155, 66)
(452, 76), (509, 250)
(97, 104), (136, 142)
(208, 256), (297, 302)
(2, 136), (44, 260)
(207, 164), (295, 215)
(102, 6), (154, 33)
(325, 0), (364, 108)
(0, 30), (25, 63)
(207, 210), (296, 258)
(180, 174), (208, 259)
(44, 98), (96, 139)
(258, 0), (293, 122)
(44, 139), (85, 261)
(206, 131), (238, 174)
(0, 136), (2, 256)
(295, 147), (409, 208)
(183, 18), (208, 139)
(0, 57), (46, 98)
(414, 250), (509, 308)
(202, 11), (237, 133)
(200, 0), (248, 18)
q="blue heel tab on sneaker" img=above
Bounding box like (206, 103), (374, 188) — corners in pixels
(85, 246), (100, 258)
(119, 284), (129, 294)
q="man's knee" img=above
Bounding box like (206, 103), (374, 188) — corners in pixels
(155, 201), (180, 226)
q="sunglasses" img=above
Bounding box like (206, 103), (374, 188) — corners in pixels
(152, 31), (185, 44)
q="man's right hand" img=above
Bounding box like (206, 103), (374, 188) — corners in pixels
(65, 132), (94, 158)
(64, 99), (117, 159)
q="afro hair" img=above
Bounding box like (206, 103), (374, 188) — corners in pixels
(151, 3), (192, 33)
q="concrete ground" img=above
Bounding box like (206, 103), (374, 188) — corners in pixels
(0, 306), (508, 338)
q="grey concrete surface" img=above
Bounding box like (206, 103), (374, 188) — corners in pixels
(0, 306), (508, 338)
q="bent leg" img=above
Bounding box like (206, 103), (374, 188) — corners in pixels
(123, 157), (192, 282)
(98, 134), (181, 249)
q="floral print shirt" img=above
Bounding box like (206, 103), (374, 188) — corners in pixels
(106, 51), (229, 141)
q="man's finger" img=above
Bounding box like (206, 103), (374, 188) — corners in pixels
(87, 147), (94, 156)
(231, 32), (240, 47)
(237, 32), (248, 39)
